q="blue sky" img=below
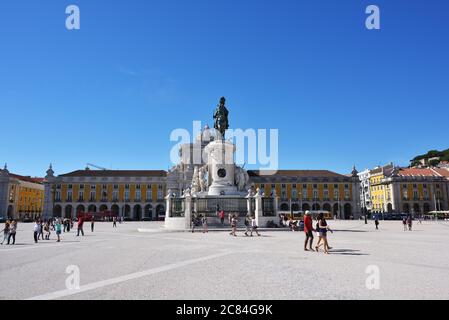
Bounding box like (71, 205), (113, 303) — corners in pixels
(1, 0), (448, 177)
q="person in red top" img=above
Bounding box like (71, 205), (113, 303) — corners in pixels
(303, 211), (315, 251)
(219, 210), (225, 225)
(76, 216), (85, 237)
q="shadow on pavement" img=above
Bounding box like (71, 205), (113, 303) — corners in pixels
(333, 230), (368, 233)
(328, 248), (369, 256)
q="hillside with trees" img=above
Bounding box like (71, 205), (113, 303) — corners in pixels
(411, 149), (449, 167)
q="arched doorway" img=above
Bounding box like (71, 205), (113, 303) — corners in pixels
(144, 204), (153, 220)
(88, 205), (97, 213)
(291, 203), (300, 212)
(53, 205), (62, 217)
(280, 203), (289, 211)
(423, 203), (430, 214)
(344, 204), (352, 219)
(302, 203), (310, 212)
(7, 205), (14, 219)
(156, 204), (165, 220)
(134, 205), (142, 221)
(124, 205), (131, 219)
(323, 203), (331, 213)
(111, 204), (119, 217)
(76, 205), (85, 216)
(403, 203), (410, 214)
(99, 205), (108, 213)
(413, 203), (420, 215)
(333, 203), (339, 217)
(65, 205), (73, 219)
(387, 203), (393, 213)
(312, 203), (320, 211)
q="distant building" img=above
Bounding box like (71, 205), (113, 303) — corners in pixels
(43, 165), (167, 220)
(0, 164), (44, 219)
(358, 169), (372, 212)
(369, 164), (449, 215)
(249, 169), (360, 219)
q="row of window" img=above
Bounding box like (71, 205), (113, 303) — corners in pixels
(56, 184), (164, 190)
(265, 188), (351, 199)
(260, 183), (350, 189)
(55, 190), (164, 202)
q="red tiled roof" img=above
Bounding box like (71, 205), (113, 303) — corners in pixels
(432, 168), (449, 177)
(9, 173), (44, 184)
(397, 168), (438, 177)
(59, 170), (167, 178)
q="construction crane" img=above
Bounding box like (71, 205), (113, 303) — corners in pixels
(86, 163), (108, 171)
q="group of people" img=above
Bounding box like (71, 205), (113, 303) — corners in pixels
(191, 214), (209, 233)
(303, 211), (333, 254)
(228, 213), (260, 237)
(190, 211), (261, 237)
(33, 218), (63, 243)
(0, 214), (127, 247)
(1, 220), (17, 245)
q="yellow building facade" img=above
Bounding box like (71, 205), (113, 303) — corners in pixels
(0, 165), (44, 219)
(368, 165), (449, 214)
(43, 167), (167, 220)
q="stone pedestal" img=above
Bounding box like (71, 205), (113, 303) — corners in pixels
(204, 140), (239, 196)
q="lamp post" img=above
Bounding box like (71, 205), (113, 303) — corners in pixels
(362, 185), (368, 224)
(51, 184), (56, 221)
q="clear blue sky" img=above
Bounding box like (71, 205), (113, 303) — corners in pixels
(1, 0), (448, 177)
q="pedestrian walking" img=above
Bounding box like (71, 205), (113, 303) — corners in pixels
(407, 215), (413, 231)
(303, 211), (314, 251)
(1, 220), (10, 245)
(315, 213), (333, 254)
(91, 218), (95, 232)
(191, 215), (199, 233)
(250, 216), (260, 237)
(402, 218), (407, 231)
(44, 222), (51, 240)
(113, 217), (117, 228)
(7, 220), (17, 245)
(77, 216), (85, 236)
(55, 218), (62, 242)
(219, 210), (225, 226)
(33, 220), (39, 243)
(229, 214), (238, 237)
(244, 215), (251, 236)
(67, 219), (71, 232)
(375, 219), (379, 230)
(202, 215), (208, 233)
(38, 220), (44, 240)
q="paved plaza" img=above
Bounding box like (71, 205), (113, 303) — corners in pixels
(1, 220), (449, 300)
